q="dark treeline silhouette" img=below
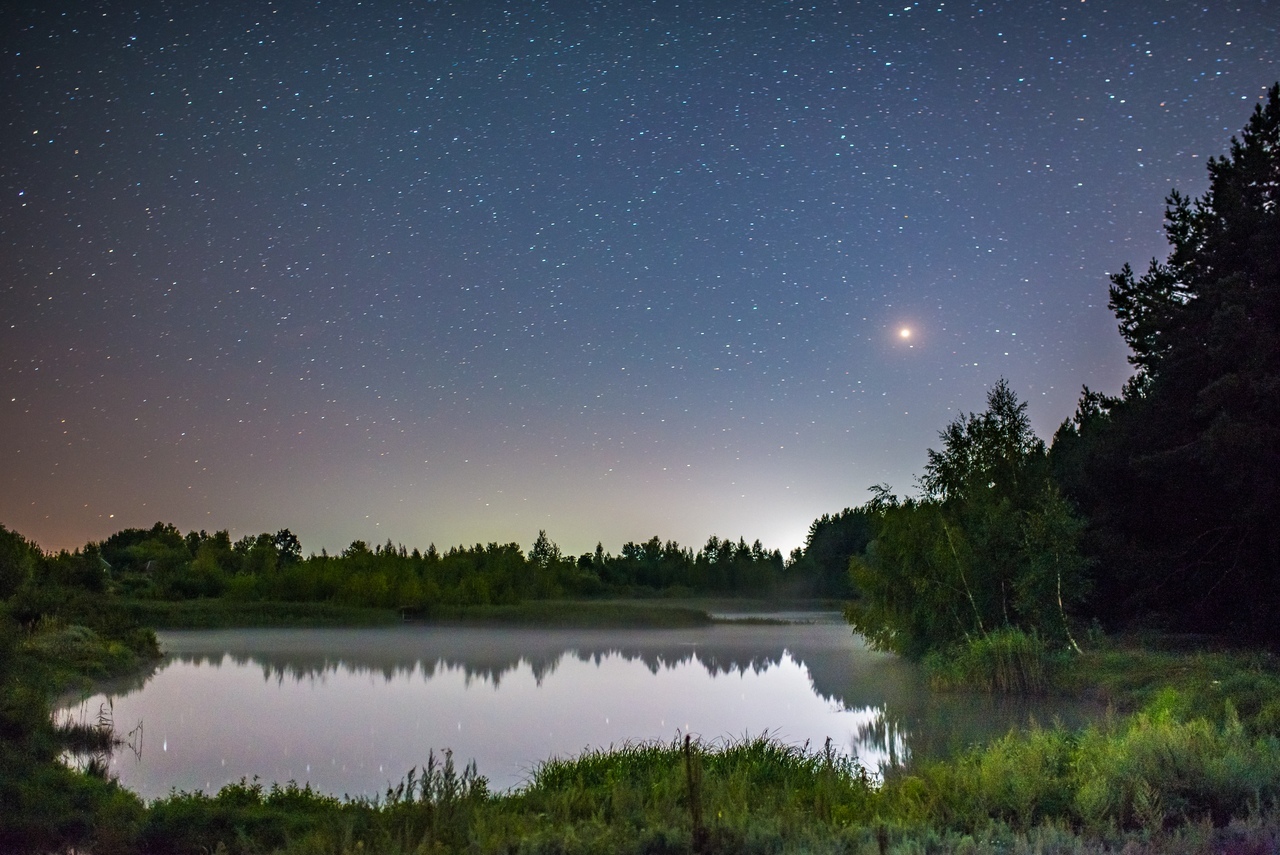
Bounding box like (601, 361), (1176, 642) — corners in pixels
(1, 520), (840, 617)
(844, 84), (1280, 652)
(1049, 84), (1280, 640)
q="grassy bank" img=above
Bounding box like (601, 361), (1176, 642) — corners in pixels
(108, 724), (1280, 853)
(1059, 641), (1280, 724)
(116, 597), (729, 629)
(0, 609), (160, 852)
(12, 608), (1280, 852)
(416, 599), (715, 628)
(116, 598), (403, 629)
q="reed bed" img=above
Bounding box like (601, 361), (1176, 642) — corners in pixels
(924, 628), (1054, 694)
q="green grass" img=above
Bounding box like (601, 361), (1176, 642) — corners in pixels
(889, 699), (1280, 834)
(418, 599), (714, 628)
(15, 602), (1280, 853)
(1055, 640), (1280, 724)
(121, 727), (1280, 853)
(924, 628), (1057, 695)
(116, 598), (402, 629)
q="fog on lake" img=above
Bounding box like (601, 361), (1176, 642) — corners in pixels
(61, 616), (1099, 799)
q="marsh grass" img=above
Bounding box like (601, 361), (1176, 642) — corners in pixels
(421, 599), (714, 628)
(60, 718), (1280, 853)
(477, 734), (877, 853)
(924, 628), (1055, 694)
(890, 696), (1280, 836)
(118, 598), (401, 629)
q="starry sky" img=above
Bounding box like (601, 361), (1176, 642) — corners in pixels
(3, 1), (1277, 558)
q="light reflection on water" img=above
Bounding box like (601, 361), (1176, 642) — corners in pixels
(62, 617), (1099, 799)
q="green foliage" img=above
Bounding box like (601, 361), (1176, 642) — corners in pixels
(21, 624), (140, 679)
(140, 779), (348, 853)
(0, 524), (39, 599)
(1071, 705), (1280, 831)
(846, 381), (1089, 659)
(889, 693), (1280, 836)
(484, 736), (876, 853)
(596, 534), (789, 597)
(43, 522), (797, 615)
(0, 604), (151, 854)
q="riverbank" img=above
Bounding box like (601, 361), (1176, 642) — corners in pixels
(140, 626), (1280, 853)
(123, 717), (1280, 854)
(9, 601), (1280, 852)
(116, 596), (843, 630)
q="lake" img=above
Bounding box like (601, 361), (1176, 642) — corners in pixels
(62, 615), (1099, 799)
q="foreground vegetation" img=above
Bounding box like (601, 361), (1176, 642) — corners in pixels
(124, 639), (1280, 854)
(6, 575), (1280, 854)
(11, 657), (1280, 853)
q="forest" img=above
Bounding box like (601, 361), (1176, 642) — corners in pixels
(3, 522), (808, 614)
(0, 84), (1277, 853)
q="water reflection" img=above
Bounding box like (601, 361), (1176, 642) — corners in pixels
(64, 617), (1100, 799)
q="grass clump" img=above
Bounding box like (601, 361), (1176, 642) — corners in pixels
(887, 692), (1280, 837)
(141, 753), (488, 854)
(924, 628), (1056, 694)
(140, 779), (349, 853)
(1071, 701), (1280, 831)
(477, 735), (876, 854)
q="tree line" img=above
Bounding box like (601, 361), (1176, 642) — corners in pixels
(1, 519), (823, 618)
(846, 84), (1280, 654)
(3, 84), (1277, 651)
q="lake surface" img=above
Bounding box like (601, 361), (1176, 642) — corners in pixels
(62, 616), (1099, 799)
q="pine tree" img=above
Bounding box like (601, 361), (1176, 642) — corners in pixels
(1054, 83), (1280, 637)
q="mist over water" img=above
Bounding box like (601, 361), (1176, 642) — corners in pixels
(63, 617), (1100, 798)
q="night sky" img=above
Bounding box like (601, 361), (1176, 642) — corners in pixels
(4, 1), (1277, 558)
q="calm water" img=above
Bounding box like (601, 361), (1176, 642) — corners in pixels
(62, 616), (1098, 799)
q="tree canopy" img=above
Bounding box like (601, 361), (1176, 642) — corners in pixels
(847, 380), (1088, 658)
(1052, 83), (1280, 638)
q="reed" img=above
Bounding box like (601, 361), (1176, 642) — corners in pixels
(925, 627), (1053, 694)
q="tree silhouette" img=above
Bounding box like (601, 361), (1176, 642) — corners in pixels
(1053, 83), (1280, 638)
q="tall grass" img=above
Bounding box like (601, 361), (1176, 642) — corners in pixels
(924, 627), (1054, 694)
(82, 719), (1280, 853)
(476, 734), (877, 854)
(890, 696), (1280, 835)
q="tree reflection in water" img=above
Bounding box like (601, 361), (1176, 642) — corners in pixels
(66, 617), (1101, 797)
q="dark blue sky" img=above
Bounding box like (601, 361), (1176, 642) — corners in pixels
(4, 0), (1276, 557)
